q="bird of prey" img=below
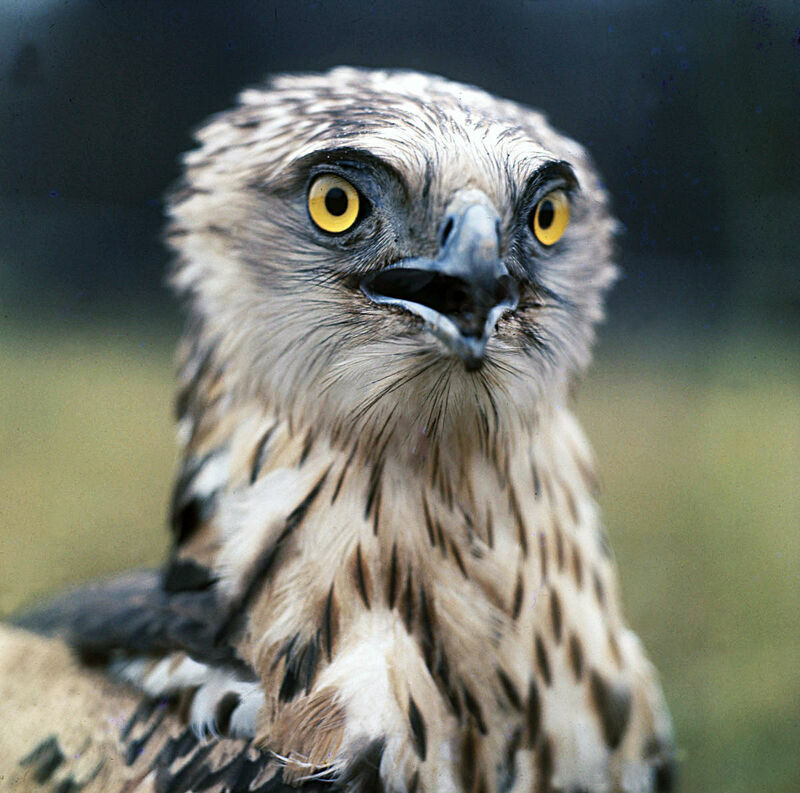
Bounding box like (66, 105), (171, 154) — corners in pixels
(15, 67), (675, 793)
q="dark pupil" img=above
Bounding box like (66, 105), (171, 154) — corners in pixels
(325, 187), (349, 216)
(538, 200), (555, 229)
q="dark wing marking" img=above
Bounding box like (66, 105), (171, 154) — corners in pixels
(16, 707), (365, 793)
(124, 702), (390, 793)
(11, 569), (248, 672)
(163, 558), (219, 592)
(147, 732), (374, 793)
(19, 735), (64, 784)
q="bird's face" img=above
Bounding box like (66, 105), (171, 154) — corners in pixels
(168, 69), (617, 447)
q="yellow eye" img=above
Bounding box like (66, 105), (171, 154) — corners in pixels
(308, 174), (360, 233)
(532, 190), (570, 246)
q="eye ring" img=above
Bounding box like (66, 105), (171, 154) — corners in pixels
(308, 174), (361, 233)
(531, 190), (570, 246)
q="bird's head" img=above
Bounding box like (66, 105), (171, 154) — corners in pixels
(168, 68), (617, 452)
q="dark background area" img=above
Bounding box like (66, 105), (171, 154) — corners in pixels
(1, 2), (798, 793)
(1, 0), (798, 337)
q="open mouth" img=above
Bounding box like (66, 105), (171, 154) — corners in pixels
(361, 265), (518, 371)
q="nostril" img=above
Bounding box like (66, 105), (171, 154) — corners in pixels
(439, 216), (455, 247)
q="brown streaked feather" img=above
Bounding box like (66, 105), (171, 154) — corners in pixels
(269, 687), (346, 782)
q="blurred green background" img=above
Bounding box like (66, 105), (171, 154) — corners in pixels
(1, 2), (798, 792)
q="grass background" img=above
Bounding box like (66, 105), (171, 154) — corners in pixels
(1, 321), (798, 793)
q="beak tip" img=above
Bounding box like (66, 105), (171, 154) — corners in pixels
(459, 336), (488, 372)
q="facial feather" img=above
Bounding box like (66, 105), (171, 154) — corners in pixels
(166, 68), (617, 459)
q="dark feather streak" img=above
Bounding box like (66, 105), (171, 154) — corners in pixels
(278, 632), (320, 702)
(449, 539), (468, 578)
(531, 462), (541, 499)
(593, 568), (606, 607)
(387, 543), (398, 609)
(436, 652), (462, 719)
(155, 727), (197, 768)
(171, 492), (218, 547)
(460, 729), (478, 792)
(169, 449), (222, 546)
(418, 587), (435, 669)
(372, 486), (382, 536)
(401, 567), (415, 631)
(571, 543), (584, 588)
(535, 634), (552, 687)
(538, 532), (549, 581)
(364, 462), (383, 522)
(500, 728), (523, 793)
(526, 679), (541, 748)
(568, 633), (584, 681)
(422, 497), (437, 547)
(462, 685), (488, 734)
(19, 736), (64, 784)
(331, 443), (357, 505)
(549, 588), (562, 643)
(536, 736), (554, 793)
(324, 583), (336, 662)
(408, 696), (427, 761)
(511, 572), (524, 620)
(589, 669), (632, 750)
(121, 696), (161, 742)
(125, 701), (168, 765)
(250, 425), (275, 484)
(496, 668), (523, 711)
(299, 430), (314, 466)
(563, 482), (579, 524)
(354, 544), (371, 609)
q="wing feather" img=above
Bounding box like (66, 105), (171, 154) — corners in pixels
(12, 569), (245, 670)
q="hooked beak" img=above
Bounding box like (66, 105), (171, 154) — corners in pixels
(360, 202), (518, 370)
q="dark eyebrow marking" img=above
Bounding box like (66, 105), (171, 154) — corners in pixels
(260, 146), (409, 199)
(312, 147), (385, 171)
(304, 147), (404, 181)
(421, 154), (434, 203)
(521, 160), (579, 198)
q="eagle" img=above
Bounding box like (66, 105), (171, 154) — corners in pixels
(8, 67), (675, 793)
